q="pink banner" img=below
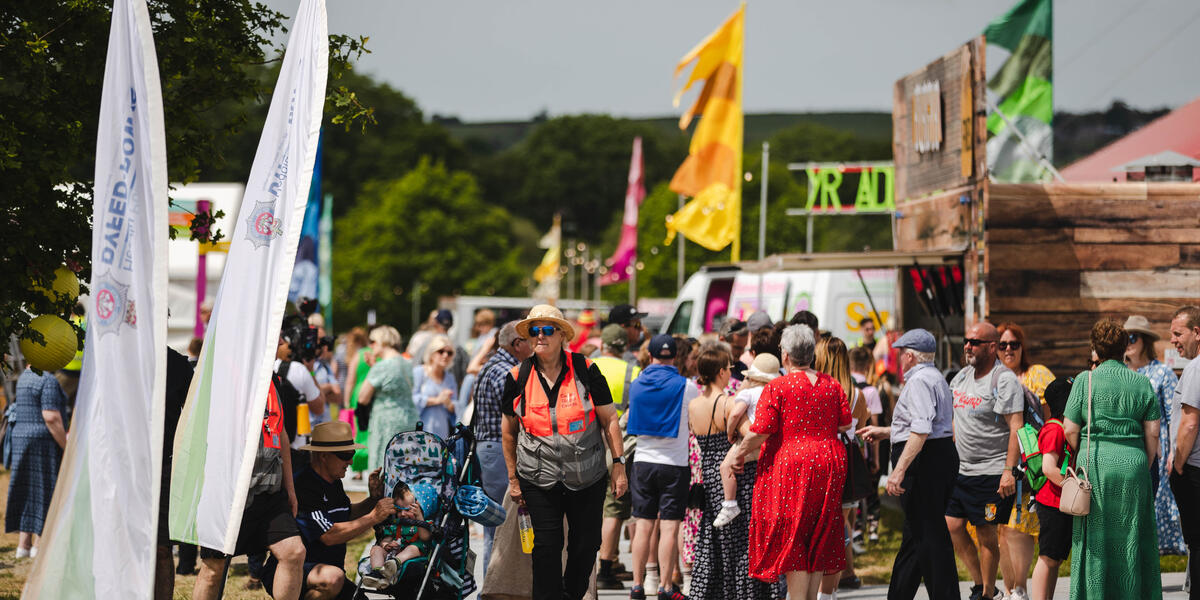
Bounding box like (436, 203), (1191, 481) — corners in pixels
(599, 137), (645, 286)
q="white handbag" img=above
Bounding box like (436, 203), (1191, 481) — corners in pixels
(1059, 372), (1093, 517)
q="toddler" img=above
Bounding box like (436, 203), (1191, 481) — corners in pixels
(714, 353), (779, 528)
(361, 481), (439, 590)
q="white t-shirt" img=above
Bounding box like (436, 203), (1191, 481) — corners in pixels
(634, 384), (700, 467)
(733, 385), (765, 424)
(276, 359), (322, 447)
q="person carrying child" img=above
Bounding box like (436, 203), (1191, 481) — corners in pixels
(1029, 378), (1074, 600)
(361, 481), (440, 590)
(713, 353), (780, 528)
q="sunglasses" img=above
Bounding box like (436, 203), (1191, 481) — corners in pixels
(333, 450), (355, 462)
(435, 348), (454, 356)
(997, 341), (1021, 351)
(528, 325), (558, 337)
(1089, 360), (1101, 368)
(964, 338), (995, 347)
(1128, 333), (1140, 344)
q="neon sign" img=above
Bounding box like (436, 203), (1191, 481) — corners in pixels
(802, 163), (895, 213)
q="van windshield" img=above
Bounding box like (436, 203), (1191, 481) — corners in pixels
(666, 301), (693, 335)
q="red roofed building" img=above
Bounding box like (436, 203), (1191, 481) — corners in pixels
(1061, 96), (1200, 182)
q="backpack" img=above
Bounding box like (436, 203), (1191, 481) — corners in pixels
(989, 366), (1045, 430)
(1017, 419), (1070, 492)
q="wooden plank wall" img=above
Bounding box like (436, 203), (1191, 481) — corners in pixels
(987, 182), (1200, 374)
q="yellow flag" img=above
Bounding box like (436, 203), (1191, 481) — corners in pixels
(533, 214), (561, 284)
(666, 3), (744, 260)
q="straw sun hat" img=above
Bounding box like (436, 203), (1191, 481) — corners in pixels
(300, 421), (366, 452)
(1123, 315), (1158, 340)
(516, 304), (576, 341)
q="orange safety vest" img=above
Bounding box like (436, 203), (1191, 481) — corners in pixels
(510, 352), (607, 490)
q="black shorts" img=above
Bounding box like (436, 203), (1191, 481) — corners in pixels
(631, 462), (689, 521)
(945, 473), (1014, 526)
(199, 489), (300, 558)
(1034, 501), (1072, 561)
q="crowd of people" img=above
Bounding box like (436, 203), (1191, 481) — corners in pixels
(4, 301), (1200, 600)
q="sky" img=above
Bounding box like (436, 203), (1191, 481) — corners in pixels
(263, 0), (1200, 122)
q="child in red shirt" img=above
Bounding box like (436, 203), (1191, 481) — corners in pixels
(1031, 378), (1074, 600)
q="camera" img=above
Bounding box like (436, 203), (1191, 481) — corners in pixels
(281, 315), (319, 362)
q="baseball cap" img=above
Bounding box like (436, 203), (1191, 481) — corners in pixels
(609, 304), (648, 326)
(600, 324), (628, 350)
(746, 310), (773, 333)
(892, 328), (936, 353)
(435, 309), (453, 328)
(648, 334), (677, 359)
(719, 318), (748, 338)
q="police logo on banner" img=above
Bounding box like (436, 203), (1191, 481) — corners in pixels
(245, 199), (284, 249)
(92, 275), (132, 337)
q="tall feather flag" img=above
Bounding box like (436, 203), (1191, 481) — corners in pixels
(533, 214), (562, 301)
(24, 0), (168, 596)
(666, 3), (745, 261)
(598, 137), (645, 286)
(984, 0), (1053, 182)
(170, 0), (327, 553)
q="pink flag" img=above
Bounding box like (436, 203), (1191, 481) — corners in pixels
(599, 137), (645, 286)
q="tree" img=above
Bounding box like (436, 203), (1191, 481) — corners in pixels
(1, 0), (370, 344)
(331, 159), (535, 333)
(473, 115), (688, 242)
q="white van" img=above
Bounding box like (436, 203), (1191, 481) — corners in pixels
(661, 251), (962, 343)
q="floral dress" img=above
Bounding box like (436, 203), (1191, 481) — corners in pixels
(1138, 360), (1187, 554)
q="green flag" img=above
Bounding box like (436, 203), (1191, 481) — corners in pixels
(984, 0), (1053, 182)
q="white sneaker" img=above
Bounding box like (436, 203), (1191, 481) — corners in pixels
(713, 504), (741, 528)
(1009, 587), (1029, 600)
(851, 540), (867, 555)
(15, 547), (29, 559)
(360, 569), (387, 590)
(30, 547), (36, 558)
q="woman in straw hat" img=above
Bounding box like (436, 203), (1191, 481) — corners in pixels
(1124, 314), (1187, 555)
(500, 304), (628, 600)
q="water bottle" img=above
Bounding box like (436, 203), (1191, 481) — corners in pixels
(518, 507), (534, 554)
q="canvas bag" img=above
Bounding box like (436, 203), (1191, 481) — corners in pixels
(1059, 372), (1093, 516)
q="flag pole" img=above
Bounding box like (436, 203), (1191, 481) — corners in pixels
(677, 194), (685, 291)
(757, 142), (768, 308)
(987, 99), (1064, 182)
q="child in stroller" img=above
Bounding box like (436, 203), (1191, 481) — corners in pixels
(360, 481), (440, 591)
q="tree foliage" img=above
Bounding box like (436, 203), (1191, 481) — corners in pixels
(331, 160), (535, 333)
(0, 0), (371, 344)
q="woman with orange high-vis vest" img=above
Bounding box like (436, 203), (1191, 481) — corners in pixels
(501, 304), (628, 600)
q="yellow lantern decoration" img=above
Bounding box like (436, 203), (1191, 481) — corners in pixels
(20, 314), (79, 372)
(34, 267), (81, 304)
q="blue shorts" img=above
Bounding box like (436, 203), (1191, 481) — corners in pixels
(631, 462), (689, 521)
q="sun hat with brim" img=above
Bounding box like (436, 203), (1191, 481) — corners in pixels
(516, 304), (576, 341)
(300, 421), (365, 452)
(1123, 315), (1158, 339)
(745, 353), (781, 383)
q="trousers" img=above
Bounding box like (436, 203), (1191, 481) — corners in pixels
(1171, 464), (1200, 600)
(888, 437), (961, 600)
(518, 475), (607, 600)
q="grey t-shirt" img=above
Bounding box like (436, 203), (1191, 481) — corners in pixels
(950, 362), (1024, 476)
(1176, 358), (1200, 468)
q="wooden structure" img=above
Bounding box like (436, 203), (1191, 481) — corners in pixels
(986, 182), (1200, 371)
(892, 37), (1200, 373)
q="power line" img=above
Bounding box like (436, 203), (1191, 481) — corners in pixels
(1058, 0), (1143, 70)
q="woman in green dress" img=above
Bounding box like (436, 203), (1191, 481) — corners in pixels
(356, 325), (417, 472)
(1063, 319), (1162, 599)
(343, 327), (373, 473)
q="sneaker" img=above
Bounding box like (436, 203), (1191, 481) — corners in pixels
(630, 585), (646, 600)
(712, 504), (741, 528)
(15, 547), (30, 559)
(851, 540), (867, 555)
(381, 557), (400, 585)
(838, 575), (862, 590)
(1008, 587), (1029, 600)
(360, 568), (387, 591)
(658, 586), (688, 600)
(967, 584), (984, 600)
(991, 590), (1006, 600)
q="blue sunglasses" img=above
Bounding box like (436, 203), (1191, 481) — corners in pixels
(528, 325), (558, 337)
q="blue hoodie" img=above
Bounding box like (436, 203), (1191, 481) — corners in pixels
(626, 364), (688, 438)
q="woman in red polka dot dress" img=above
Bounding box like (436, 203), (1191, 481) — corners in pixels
(730, 324), (851, 599)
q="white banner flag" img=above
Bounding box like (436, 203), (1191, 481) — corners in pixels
(24, 0), (169, 597)
(170, 0), (327, 553)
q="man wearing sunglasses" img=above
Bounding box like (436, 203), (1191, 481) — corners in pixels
(261, 422), (396, 600)
(947, 322), (1026, 600)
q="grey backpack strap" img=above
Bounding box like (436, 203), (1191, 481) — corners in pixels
(622, 362), (635, 407)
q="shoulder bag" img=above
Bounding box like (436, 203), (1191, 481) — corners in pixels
(841, 389), (873, 502)
(1058, 372), (1093, 516)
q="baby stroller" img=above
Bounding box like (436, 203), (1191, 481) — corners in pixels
(354, 422), (503, 600)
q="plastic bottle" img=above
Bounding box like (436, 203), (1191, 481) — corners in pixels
(518, 507), (534, 554)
